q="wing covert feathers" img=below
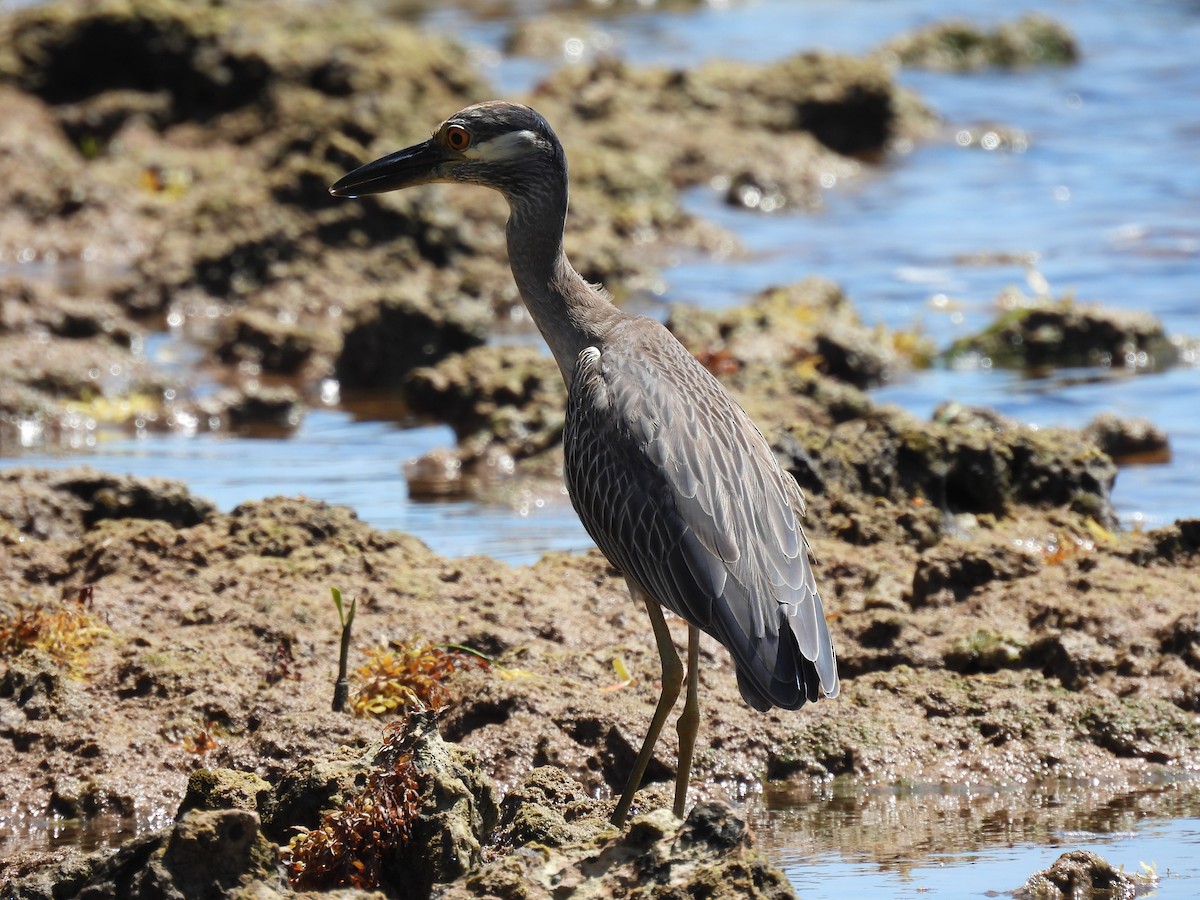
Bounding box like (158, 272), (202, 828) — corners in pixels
(563, 318), (839, 711)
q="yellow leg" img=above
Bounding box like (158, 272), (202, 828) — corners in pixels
(674, 624), (700, 819)
(611, 582), (683, 827)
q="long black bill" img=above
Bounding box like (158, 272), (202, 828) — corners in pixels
(329, 139), (447, 198)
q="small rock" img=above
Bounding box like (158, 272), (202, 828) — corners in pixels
(404, 447), (467, 498)
(0, 649), (71, 721)
(815, 323), (898, 388)
(51, 470), (215, 530)
(1024, 631), (1116, 691)
(885, 14), (1079, 71)
(395, 710), (500, 892)
(778, 399), (1118, 534)
(196, 385), (303, 432)
(403, 345), (564, 463)
(944, 629), (1026, 673)
(271, 711), (498, 895)
(262, 745), (376, 840)
(47, 776), (131, 820)
(1015, 848), (1143, 899)
(667, 277), (858, 369)
(945, 298), (1177, 371)
(178, 768), (273, 817)
(443, 802), (794, 900)
(1160, 611), (1200, 671)
(1143, 519), (1200, 564)
(909, 540), (1040, 607)
(856, 614), (905, 649)
(216, 308), (325, 374)
(493, 766), (610, 850)
(160, 809), (281, 897)
(11, 810), (284, 899)
(667, 277), (927, 390)
(932, 401), (1013, 432)
(1083, 412), (1170, 464)
(336, 292), (489, 391)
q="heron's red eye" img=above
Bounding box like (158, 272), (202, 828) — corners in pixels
(445, 125), (471, 151)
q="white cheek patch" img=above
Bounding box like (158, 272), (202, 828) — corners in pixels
(465, 130), (549, 162)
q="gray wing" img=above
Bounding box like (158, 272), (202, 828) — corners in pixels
(563, 318), (839, 711)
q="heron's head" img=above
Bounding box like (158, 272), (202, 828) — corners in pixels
(329, 101), (565, 205)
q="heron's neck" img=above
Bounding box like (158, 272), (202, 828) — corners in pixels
(506, 195), (620, 389)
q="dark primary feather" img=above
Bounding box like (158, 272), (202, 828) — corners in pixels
(564, 317), (839, 711)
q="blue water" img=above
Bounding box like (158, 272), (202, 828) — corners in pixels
(2, 408), (589, 562)
(437, 0), (1200, 530)
(751, 776), (1200, 898)
(2, 1), (1199, 892)
(3, 0), (1198, 544)
(784, 819), (1200, 900)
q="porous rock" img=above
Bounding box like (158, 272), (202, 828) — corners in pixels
(1015, 848), (1140, 899)
(4, 809), (283, 899)
(1024, 631), (1117, 691)
(909, 540), (1040, 607)
(262, 745), (377, 840)
(492, 766), (611, 850)
(0, 468), (214, 540)
(1083, 412), (1170, 464)
(666, 277), (927, 388)
(884, 14), (1079, 71)
(392, 710), (500, 892)
(336, 291), (490, 391)
(443, 802), (795, 900)
(945, 299), (1177, 371)
(178, 768), (273, 817)
(403, 345), (565, 463)
(777, 400), (1117, 538)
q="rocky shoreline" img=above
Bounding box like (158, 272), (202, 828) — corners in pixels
(1, 457), (1197, 896)
(2, 1), (1198, 897)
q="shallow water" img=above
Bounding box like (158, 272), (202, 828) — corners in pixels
(3, 0), (1199, 892)
(778, 816), (1200, 899)
(437, 0), (1200, 529)
(750, 773), (1200, 898)
(4, 404), (591, 563)
(4, 0), (1199, 545)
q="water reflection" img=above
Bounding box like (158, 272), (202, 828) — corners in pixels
(0, 805), (173, 859)
(750, 775), (1200, 897)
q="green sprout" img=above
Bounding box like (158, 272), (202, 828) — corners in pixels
(330, 587), (357, 713)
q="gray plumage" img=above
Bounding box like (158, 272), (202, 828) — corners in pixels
(567, 323), (838, 709)
(330, 100), (839, 825)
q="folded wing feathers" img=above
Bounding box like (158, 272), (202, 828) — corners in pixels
(568, 322), (839, 710)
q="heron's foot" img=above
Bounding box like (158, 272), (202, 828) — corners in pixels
(610, 782), (680, 828)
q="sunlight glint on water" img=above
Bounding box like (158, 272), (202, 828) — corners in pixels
(1, 0), (1198, 892)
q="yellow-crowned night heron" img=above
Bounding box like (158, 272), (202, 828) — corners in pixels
(330, 101), (839, 827)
